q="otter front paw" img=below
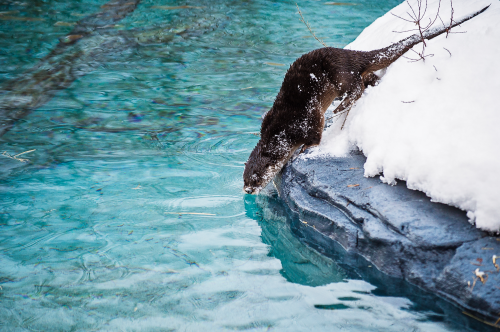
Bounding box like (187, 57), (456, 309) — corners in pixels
(299, 143), (318, 154)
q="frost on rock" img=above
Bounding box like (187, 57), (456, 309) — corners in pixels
(317, 0), (500, 231)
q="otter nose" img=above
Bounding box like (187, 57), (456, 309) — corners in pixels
(244, 187), (253, 194)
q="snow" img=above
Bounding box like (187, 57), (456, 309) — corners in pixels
(315, 0), (500, 231)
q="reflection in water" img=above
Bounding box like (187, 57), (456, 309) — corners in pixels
(247, 190), (346, 287)
(246, 188), (497, 331)
(0, 0), (492, 330)
(0, 0), (223, 136)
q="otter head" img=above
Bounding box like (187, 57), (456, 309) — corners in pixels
(243, 142), (277, 195)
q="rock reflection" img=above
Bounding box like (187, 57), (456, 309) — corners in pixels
(244, 187), (498, 331)
(245, 189), (346, 287)
(0, 0), (224, 136)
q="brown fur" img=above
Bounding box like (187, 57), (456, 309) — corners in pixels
(243, 5), (489, 194)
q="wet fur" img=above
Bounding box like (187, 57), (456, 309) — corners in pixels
(243, 5), (489, 194)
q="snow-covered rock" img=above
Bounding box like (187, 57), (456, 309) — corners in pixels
(275, 149), (500, 322)
(315, 0), (500, 231)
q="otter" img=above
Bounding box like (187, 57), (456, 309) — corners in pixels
(243, 5), (489, 194)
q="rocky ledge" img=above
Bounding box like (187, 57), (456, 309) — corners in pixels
(274, 149), (500, 323)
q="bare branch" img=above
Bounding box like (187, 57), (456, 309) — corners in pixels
(391, 12), (415, 23)
(392, 0), (444, 62)
(407, 1), (418, 21)
(326, 109), (349, 122)
(296, 3), (327, 48)
(392, 30), (415, 34)
(341, 112), (349, 130)
(421, 0), (429, 22)
(1, 149), (36, 163)
(447, 0), (455, 37)
(392, 28), (421, 34)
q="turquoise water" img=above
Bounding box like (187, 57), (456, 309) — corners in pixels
(0, 1), (488, 331)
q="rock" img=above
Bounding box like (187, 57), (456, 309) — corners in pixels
(274, 149), (500, 322)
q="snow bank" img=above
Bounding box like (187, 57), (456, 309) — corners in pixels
(316, 0), (500, 231)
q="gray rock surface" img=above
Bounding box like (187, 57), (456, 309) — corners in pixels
(274, 149), (500, 322)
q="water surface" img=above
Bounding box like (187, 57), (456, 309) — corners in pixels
(0, 0), (487, 331)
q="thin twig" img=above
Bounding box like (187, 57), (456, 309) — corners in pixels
(437, 0), (466, 38)
(462, 311), (500, 328)
(392, 0), (442, 62)
(1, 149), (36, 163)
(14, 149), (36, 158)
(470, 276), (478, 292)
(392, 28), (422, 34)
(391, 12), (415, 24)
(341, 111), (349, 130)
(296, 3), (327, 47)
(446, 0), (455, 37)
(326, 109), (349, 122)
(409, 47), (434, 61)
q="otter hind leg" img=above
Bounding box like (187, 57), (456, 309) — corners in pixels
(333, 82), (365, 115)
(363, 72), (379, 88)
(332, 80), (366, 129)
(299, 128), (323, 154)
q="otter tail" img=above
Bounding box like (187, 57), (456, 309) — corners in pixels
(364, 4), (490, 73)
